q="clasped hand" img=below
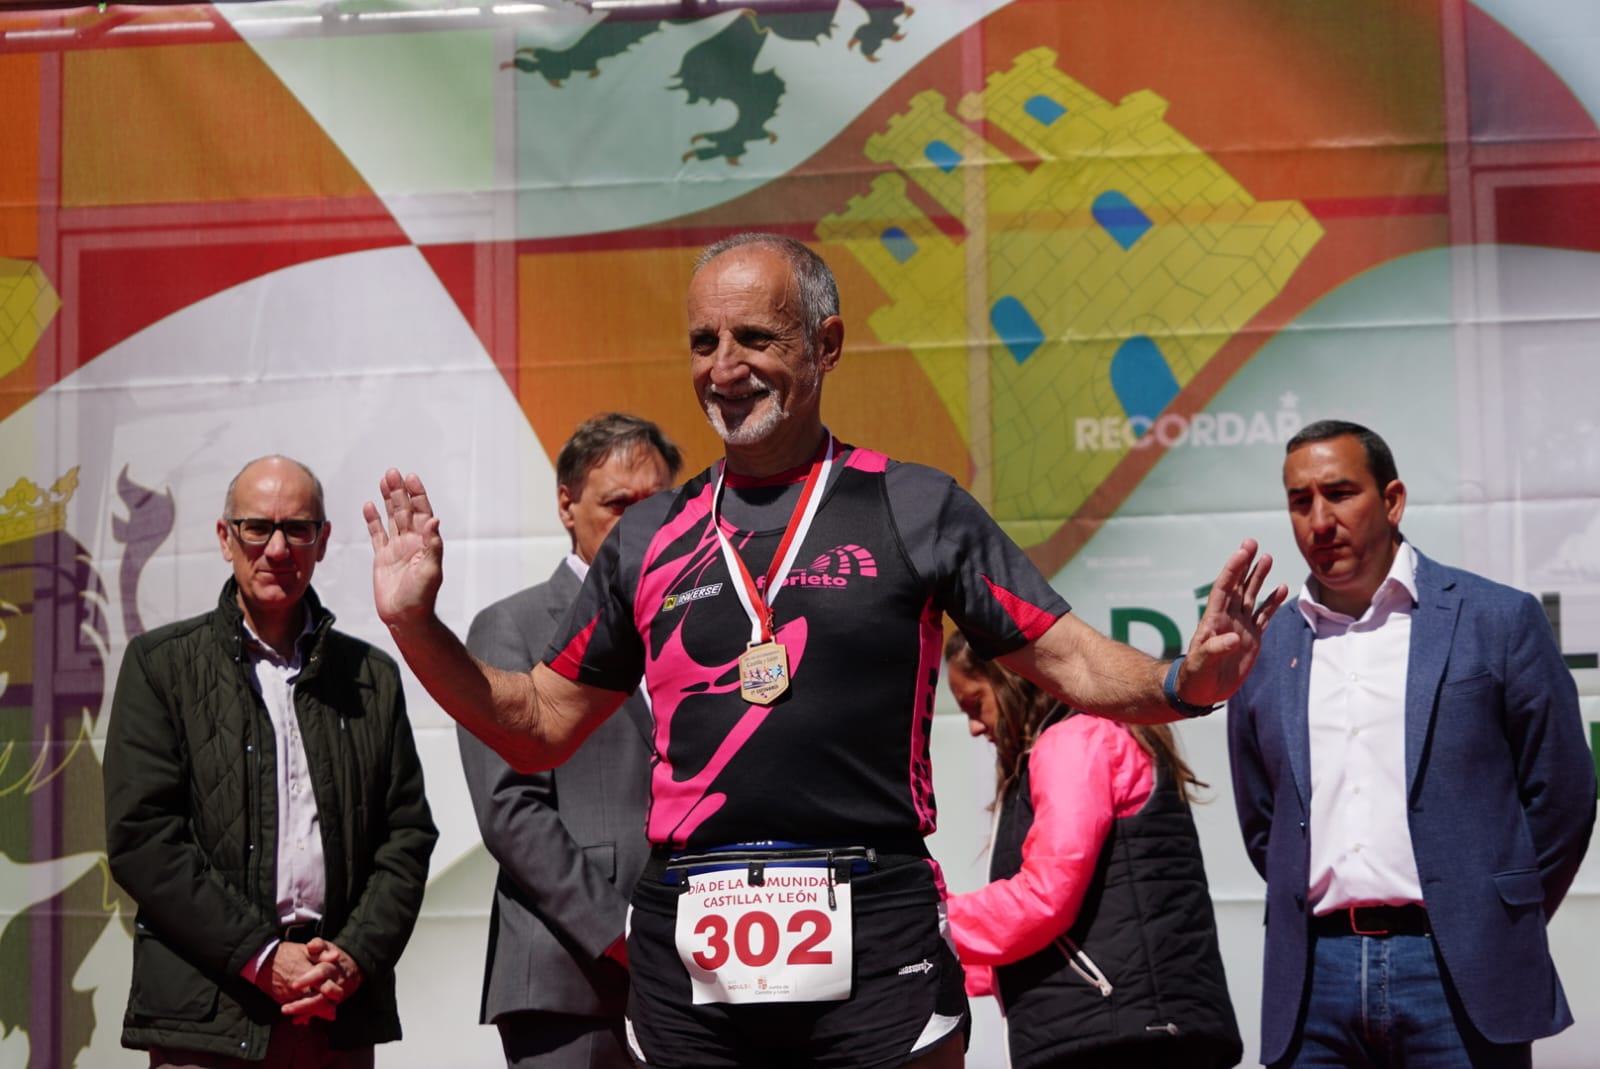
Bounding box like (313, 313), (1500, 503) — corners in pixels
(256, 938), (365, 1024)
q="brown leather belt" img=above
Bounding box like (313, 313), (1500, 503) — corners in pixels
(1311, 904), (1430, 937)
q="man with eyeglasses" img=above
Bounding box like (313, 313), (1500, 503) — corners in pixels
(104, 454), (437, 1068)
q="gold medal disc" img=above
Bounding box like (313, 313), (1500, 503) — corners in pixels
(739, 641), (790, 705)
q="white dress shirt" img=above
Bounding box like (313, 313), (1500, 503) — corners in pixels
(1299, 541), (1425, 913)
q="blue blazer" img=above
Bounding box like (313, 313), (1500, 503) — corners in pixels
(1228, 549), (1595, 1063)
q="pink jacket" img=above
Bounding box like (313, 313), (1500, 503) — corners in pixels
(945, 715), (1154, 997)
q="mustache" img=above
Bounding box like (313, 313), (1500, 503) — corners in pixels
(706, 372), (773, 401)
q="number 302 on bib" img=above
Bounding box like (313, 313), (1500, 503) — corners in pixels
(673, 863), (853, 1004)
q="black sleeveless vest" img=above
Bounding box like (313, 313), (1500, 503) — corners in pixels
(990, 713), (1243, 1068)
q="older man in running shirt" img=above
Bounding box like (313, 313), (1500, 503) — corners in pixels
(365, 233), (1285, 1069)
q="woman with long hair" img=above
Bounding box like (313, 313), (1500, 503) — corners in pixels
(943, 630), (1242, 1069)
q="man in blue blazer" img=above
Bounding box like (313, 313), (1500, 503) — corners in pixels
(459, 414), (680, 1069)
(1228, 419), (1595, 1068)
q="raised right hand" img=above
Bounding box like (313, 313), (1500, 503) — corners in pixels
(363, 469), (445, 631)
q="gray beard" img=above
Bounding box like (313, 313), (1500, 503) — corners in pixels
(704, 364), (819, 446)
(705, 394), (786, 445)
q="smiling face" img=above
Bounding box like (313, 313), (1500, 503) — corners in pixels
(946, 656), (1001, 744)
(1283, 434), (1406, 617)
(560, 444), (674, 565)
(217, 457), (328, 626)
(687, 245), (842, 475)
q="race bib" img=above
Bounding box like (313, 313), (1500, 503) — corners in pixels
(673, 860), (853, 1004)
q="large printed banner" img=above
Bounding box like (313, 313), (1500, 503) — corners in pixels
(2, 2), (1598, 1066)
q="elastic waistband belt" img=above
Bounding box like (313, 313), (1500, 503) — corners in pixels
(644, 841), (928, 887)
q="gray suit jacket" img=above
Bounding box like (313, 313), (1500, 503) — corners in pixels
(459, 561), (655, 1023)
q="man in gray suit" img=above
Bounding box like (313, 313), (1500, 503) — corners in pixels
(459, 413), (682, 1069)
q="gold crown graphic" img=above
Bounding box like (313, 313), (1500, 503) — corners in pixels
(0, 467), (78, 547)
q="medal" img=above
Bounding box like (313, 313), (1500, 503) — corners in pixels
(738, 641), (790, 705)
(712, 432), (835, 706)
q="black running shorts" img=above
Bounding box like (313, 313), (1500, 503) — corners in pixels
(624, 853), (970, 1069)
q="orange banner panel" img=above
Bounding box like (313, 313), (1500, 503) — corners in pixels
(61, 42), (373, 207)
(518, 247), (718, 472)
(0, 54), (40, 259)
(982, 0), (1447, 203)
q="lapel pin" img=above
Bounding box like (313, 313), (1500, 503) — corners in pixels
(1290, 657), (1298, 668)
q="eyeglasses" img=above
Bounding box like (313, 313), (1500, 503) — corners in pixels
(226, 518), (324, 546)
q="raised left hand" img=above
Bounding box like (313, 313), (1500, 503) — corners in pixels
(1178, 538), (1287, 706)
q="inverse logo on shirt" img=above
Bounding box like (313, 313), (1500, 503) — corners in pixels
(662, 583), (724, 612)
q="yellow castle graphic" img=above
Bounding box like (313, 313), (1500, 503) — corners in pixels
(819, 47), (1323, 545)
(0, 257), (62, 379)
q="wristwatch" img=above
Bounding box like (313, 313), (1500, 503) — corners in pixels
(1163, 658), (1219, 718)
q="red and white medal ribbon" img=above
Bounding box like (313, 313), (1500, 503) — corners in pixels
(711, 434), (834, 704)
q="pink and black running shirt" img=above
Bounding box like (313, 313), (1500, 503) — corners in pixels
(545, 442), (1069, 851)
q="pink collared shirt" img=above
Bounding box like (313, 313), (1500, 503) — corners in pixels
(1299, 541), (1424, 913)
(240, 613), (325, 981)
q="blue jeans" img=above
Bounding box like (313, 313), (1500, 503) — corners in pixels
(1276, 932), (1532, 1069)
